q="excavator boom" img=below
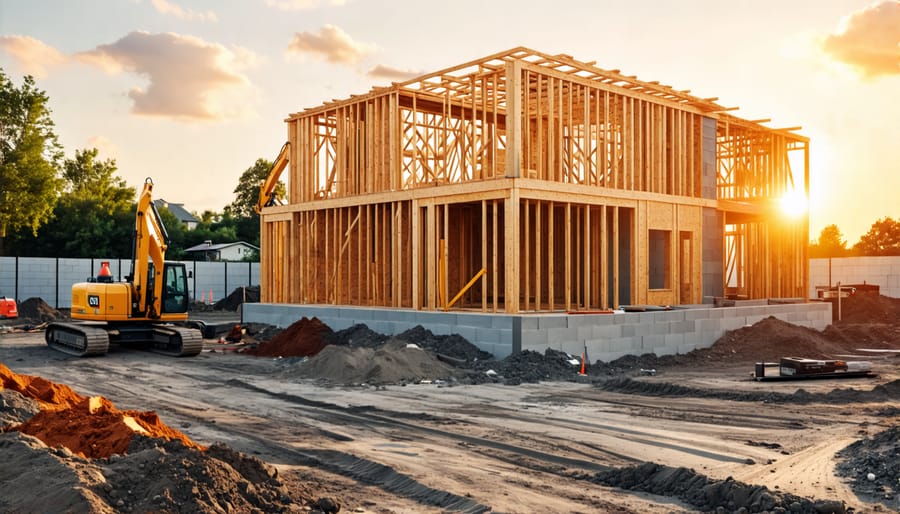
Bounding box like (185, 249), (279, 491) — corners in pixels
(133, 178), (169, 318)
(255, 142), (290, 214)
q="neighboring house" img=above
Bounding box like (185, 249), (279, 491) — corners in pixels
(154, 199), (199, 230)
(185, 241), (260, 261)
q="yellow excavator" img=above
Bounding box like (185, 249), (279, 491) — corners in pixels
(255, 142), (290, 214)
(46, 178), (203, 357)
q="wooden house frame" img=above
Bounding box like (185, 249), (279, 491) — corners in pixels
(260, 47), (809, 313)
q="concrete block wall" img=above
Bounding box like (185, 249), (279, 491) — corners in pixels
(0, 256), (259, 308)
(810, 256), (900, 299)
(243, 304), (515, 357)
(244, 301), (832, 362)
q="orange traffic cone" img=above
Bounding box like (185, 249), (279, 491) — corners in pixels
(209, 290), (213, 304)
(97, 261), (113, 283)
(579, 352), (586, 375)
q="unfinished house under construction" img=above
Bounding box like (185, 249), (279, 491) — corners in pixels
(252, 48), (823, 358)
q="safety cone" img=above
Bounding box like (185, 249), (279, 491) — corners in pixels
(97, 261), (113, 283)
(209, 290), (213, 304)
(579, 352), (586, 375)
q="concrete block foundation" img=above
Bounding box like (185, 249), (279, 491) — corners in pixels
(243, 301), (832, 361)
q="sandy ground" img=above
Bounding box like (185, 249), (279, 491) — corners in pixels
(2, 324), (898, 513)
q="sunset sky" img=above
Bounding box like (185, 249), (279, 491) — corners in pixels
(1, 0), (898, 244)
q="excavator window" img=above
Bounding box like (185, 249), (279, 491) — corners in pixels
(162, 264), (189, 314)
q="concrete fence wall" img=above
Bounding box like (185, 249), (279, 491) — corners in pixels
(810, 256), (900, 299)
(0, 257), (260, 308)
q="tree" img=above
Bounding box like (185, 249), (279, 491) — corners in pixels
(853, 217), (900, 256)
(63, 148), (134, 211)
(809, 224), (848, 258)
(227, 158), (285, 219)
(6, 148), (137, 257)
(0, 69), (64, 255)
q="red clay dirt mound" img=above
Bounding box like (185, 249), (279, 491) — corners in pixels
(0, 363), (203, 458)
(245, 316), (333, 357)
(832, 293), (900, 324)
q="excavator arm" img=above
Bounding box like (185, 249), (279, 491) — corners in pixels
(255, 142), (290, 214)
(132, 178), (169, 318)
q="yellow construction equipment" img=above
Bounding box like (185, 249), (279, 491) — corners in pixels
(255, 142), (290, 214)
(46, 178), (202, 357)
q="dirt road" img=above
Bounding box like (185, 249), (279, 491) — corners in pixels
(2, 328), (897, 513)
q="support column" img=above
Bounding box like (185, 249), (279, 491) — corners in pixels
(505, 188), (520, 312)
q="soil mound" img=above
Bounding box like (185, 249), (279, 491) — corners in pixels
(0, 364), (325, 513)
(0, 431), (313, 513)
(247, 316), (334, 357)
(327, 323), (388, 348)
(213, 285), (260, 311)
(590, 462), (843, 513)
(16, 297), (63, 322)
(394, 325), (493, 363)
(595, 377), (900, 405)
(469, 348), (581, 385)
(1, 363), (202, 458)
(693, 316), (845, 361)
(836, 426), (900, 508)
(833, 293), (900, 324)
(283, 338), (462, 385)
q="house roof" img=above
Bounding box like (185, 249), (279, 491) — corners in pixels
(154, 199), (199, 224)
(184, 241), (260, 252)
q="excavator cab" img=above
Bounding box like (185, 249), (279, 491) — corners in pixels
(161, 263), (189, 314)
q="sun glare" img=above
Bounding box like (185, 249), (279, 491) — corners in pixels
(780, 189), (808, 218)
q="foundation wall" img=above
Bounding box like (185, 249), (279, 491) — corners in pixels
(243, 301), (830, 361)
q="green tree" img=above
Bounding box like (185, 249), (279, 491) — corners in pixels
(63, 148), (134, 210)
(853, 217), (900, 256)
(227, 158), (286, 218)
(809, 224), (848, 258)
(0, 70), (64, 255)
(8, 149), (137, 257)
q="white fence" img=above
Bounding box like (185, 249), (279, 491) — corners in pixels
(0, 257), (259, 308)
(809, 256), (900, 299)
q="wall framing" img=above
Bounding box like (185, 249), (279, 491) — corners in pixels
(261, 47), (809, 313)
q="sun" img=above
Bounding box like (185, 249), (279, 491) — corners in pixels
(780, 189), (808, 218)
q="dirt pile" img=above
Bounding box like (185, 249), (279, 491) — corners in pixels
(690, 316), (844, 361)
(391, 325), (493, 363)
(0, 363), (325, 513)
(247, 316), (332, 357)
(589, 462), (845, 513)
(832, 293), (900, 324)
(1, 363), (202, 459)
(283, 338), (462, 385)
(836, 426), (900, 508)
(468, 348), (581, 385)
(16, 297), (64, 323)
(213, 285), (260, 311)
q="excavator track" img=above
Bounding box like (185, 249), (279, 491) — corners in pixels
(45, 322), (110, 357)
(149, 325), (203, 357)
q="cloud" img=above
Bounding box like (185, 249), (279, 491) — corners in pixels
(0, 35), (67, 78)
(76, 31), (258, 121)
(265, 0), (346, 11)
(287, 25), (373, 65)
(86, 136), (120, 159)
(366, 64), (423, 82)
(151, 0), (218, 22)
(822, 0), (900, 78)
